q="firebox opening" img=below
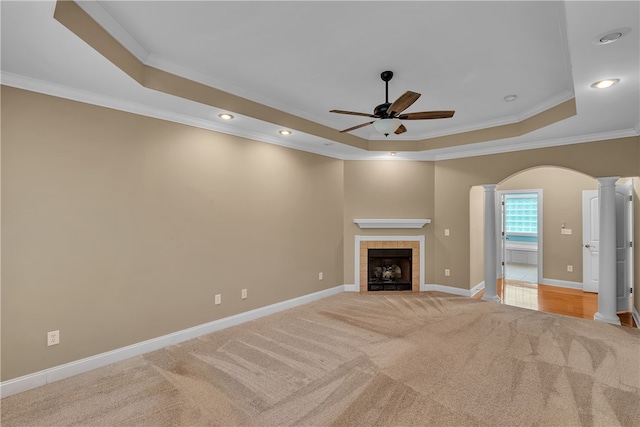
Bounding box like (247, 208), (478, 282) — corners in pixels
(368, 248), (412, 291)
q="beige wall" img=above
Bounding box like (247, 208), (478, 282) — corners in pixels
(1, 87), (345, 381)
(342, 161), (435, 285)
(497, 167), (598, 283)
(2, 86), (639, 382)
(434, 138), (640, 291)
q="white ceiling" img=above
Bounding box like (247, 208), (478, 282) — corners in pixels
(1, 1), (639, 160)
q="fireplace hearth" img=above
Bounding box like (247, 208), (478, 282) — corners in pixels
(368, 248), (412, 291)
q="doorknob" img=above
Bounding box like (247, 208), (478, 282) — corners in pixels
(585, 244), (594, 248)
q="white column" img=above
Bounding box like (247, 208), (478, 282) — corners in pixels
(594, 176), (621, 325)
(482, 184), (501, 302)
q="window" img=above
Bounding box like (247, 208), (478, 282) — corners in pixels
(504, 193), (538, 234)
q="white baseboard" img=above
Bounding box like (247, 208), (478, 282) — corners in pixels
(422, 283), (475, 297)
(347, 282), (480, 298)
(6, 279), (614, 398)
(541, 278), (583, 290)
(0, 285), (347, 398)
(470, 281), (485, 297)
(633, 307), (640, 329)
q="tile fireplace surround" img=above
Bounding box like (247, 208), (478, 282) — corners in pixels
(355, 236), (425, 293)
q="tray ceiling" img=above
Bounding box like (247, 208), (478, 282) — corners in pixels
(1, 1), (638, 160)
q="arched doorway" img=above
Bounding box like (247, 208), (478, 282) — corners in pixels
(470, 166), (636, 325)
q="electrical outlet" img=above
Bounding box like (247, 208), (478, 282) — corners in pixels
(319, 272), (323, 280)
(47, 330), (60, 346)
(241, 289), (247, 299)
(562, 228), (573, 235)
(214, 294), (221, 305)
(567, 265), (573, 272)
(444, 229), (450, 236)
(444, 269), (450, 277)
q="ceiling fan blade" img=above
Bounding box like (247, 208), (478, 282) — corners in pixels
(398, 110), (455, 120)
(395, 124), (407, 135)
(330, 109), (376, 118)
(388, 91), (421, 116)
(339, 121), (374, 133)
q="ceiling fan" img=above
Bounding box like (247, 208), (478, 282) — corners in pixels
(330, 71), (455, 136)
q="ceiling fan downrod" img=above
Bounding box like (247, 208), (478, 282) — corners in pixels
(381, 70), (393, 103)
(375, 71), (394, 118)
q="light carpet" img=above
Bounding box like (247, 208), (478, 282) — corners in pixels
(2, 292), (640, 426)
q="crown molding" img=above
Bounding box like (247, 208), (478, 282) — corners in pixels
(374, 90), (576, 142)
(0, 72), (347, 160)
(428, 128), (640, 161)
(3, 72), (635, 163)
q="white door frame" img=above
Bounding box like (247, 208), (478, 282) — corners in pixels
(616, 181), (634, 311)
(582, 182), (634, 310)
(582, 190), (599, 293)
(497, 189), (543, 283)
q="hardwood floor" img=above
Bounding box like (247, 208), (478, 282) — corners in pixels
(475, 279), (637, 328)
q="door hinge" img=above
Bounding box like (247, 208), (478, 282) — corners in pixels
(629, 195), (633, 202)
(630, 288), (633, 294)
(501, 261), (505, 266)
(630, 241), (633, 248)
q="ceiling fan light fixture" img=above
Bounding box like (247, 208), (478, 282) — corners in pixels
(373, 118), (401, 136)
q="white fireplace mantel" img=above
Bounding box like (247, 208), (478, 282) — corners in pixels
(353, 219), (431, 229)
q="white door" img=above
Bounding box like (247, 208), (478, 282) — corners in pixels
(582, 190), (599, 293)
(500, 193), (507, 280)
(582, 184), (634, 311)
(615, 182), (633, 311)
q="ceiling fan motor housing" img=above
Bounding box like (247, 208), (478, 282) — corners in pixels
(374, 103), (391, 117)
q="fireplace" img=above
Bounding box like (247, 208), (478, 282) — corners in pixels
(356, 237), (422, 293)
(368, 248), (412, 291)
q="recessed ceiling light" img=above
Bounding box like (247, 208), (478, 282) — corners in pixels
(593, 27), (631, 45)
(218, 113), (234, 120)
(503, 94), (518, 102)
(389, 152), (397, 157)
(591, 79), (620, 89)
(279, 130), (292, 136)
